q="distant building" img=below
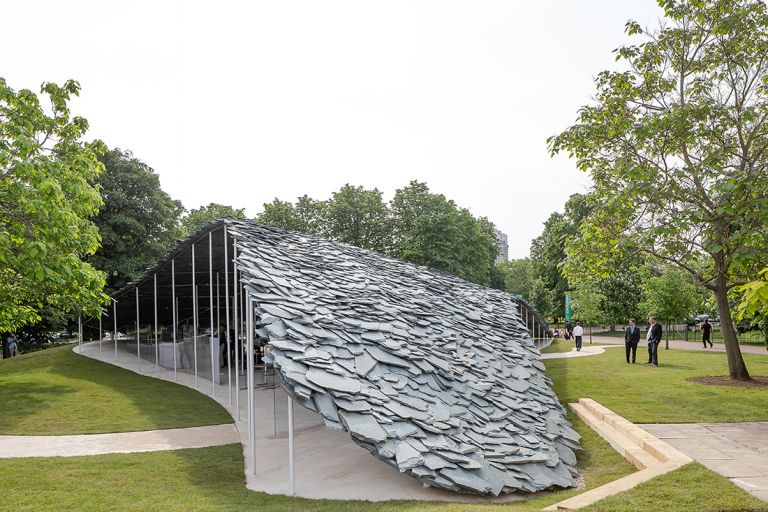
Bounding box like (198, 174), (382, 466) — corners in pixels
(494, 229), (509, 264)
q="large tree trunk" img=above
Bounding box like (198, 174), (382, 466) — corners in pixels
(713, 279), (750, 380)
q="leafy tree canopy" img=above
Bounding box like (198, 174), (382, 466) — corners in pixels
(0, 78), (107, 331)
(639, 265), (701, 325)
(550, 0), (768, 379)
(90, 149), (184, 293)
(180, 202), (247, 236)
(257, 181), (499, 286)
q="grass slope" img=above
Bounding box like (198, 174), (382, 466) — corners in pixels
(545, 347), (768, 423)
(0, 345), (232, 434)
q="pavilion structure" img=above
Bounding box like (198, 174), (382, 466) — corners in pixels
(83, 219), (576, 497)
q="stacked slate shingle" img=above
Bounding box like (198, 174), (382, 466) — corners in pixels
(228, 220), (580, 496)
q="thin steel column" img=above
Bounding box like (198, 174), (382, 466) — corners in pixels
(113, 299), (118, 362)
(192, 243), (198, 388)
(233, 240), (240, 419)
(136, 287), (140, 370)
(209, 231), (215, 394)
(224, 227), (232, 406)
(172, 258), (177, 382)
(246, 295), (255, 475)
(154, 273), (159, 373)
(78, 316), (82, 352)
(99, 315), (102, 352)
(288, 396), (295, 495)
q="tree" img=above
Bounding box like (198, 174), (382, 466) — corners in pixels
(495, 259), (535, 298)
(639, 266), (700, 348)
(181, 203), (247, 236)
(570, 282), (605, 343)
(324, 185), (390, 252)
(0, 78), (107, 331)
(595, 255), (645, 329)
(390, 181), (498, 286)
(549, 0), (768, 380)
(257, 196), (327, 234)
(530, 194), (593, 320)
(90, 149), (184, 292)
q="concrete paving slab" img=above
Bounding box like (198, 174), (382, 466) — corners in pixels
(0, 424), (239, 458)
(700, 459), (766, 478)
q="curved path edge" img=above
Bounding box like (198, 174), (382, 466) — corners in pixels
(0, 423), (239, 458)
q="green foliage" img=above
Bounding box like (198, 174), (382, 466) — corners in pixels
(0, 78), (108, 331)
(390, 181), (498, 285)
(529, 194), (593, 319)
(494, 258), (554, 317)
(257, 196), (326, 234)
(549, 0), (768, 378)
(570, 282), (605, 325)
(257, 181), (499, 286)
(180, 203), (247, 237)
(90, 149), (184, 292)
(737, 267), (768, 318)
(639, 266), (700, 323)
(324, 185), (390, 252)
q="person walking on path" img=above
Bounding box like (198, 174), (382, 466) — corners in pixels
(573, 322), (584, 352)
(700, 318), (714, 348)
(624, 319), (640, 363)
(646, 317), (663, 366)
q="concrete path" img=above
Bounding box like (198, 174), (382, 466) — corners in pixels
(591, 335), (768, 355)
(540, 344), (620, 360)
(0, 424), (239, 458)
(641, 422), (768, 502)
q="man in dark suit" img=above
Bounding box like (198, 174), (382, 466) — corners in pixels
(624, 319), (640, 363)
(646, 316), (663, 366)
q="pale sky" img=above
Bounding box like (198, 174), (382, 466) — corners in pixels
(2, 1), (663, 258)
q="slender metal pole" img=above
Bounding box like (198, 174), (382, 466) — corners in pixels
(99, 315), (102, 352)
(136, 287), (140, 371)
(154, 273), (159, 373)
(78, 316), (82, 352)
(192, 243), (198, 388)
(224, 227), (232, 406)
(113, 299), (118, 362)
(247, 295), (255, 474)
(172, 258), (177, 382)
(288, 396), (295, 495)
(209, 231), (215, 394)
(233, 240), (240, 419)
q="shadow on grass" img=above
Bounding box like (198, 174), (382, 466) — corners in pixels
(0, 381), (77, 433)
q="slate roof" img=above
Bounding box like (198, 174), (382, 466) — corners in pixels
(226, 220), (581, 496)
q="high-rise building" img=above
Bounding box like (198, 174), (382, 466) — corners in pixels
(494, 229), (509, 264)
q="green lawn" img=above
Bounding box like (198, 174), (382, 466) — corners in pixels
(0, 441), (760, 512)
(0, 345), (232, 434)
(1, 343), (766, 511)
(545, 347), (768, 423)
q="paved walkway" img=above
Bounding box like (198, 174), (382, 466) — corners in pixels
(540, 344), (621, 360)
(591, 335), (768, 355)
(641, 422), (768, 502)
(0, 424), (239, 458)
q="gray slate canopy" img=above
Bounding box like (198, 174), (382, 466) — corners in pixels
(107, 219), (581, 495)
(227, 220), (580, 495)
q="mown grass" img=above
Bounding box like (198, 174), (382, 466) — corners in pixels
(0, 345), (232, 434)
(0, 444), (760, 512)
(545, 346), (768, 423)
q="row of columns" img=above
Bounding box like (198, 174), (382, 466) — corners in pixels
(84, 225), (295, 495)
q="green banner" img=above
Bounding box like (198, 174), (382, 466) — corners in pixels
(565, 295), (573, 322)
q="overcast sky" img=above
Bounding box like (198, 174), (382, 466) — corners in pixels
(3, 1), (663, 258)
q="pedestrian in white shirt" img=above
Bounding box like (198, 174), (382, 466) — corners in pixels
(572, 322), (584, 351)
